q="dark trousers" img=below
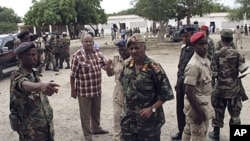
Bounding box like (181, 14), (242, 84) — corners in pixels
(175, 77), (186, 133)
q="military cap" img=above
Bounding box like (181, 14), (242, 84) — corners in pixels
(220, 29), (233, 38)
(127, 33), (145, 47)
(14, 42), (36, 55)
(115, 39), (127, 48)
(180, 27), (196, 34)
(17, 30), (30, 39)
(190, 31), (206, 43)
(200, 25), (209, 31)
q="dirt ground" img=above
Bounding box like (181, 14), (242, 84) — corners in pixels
(0, 34), (250, 141)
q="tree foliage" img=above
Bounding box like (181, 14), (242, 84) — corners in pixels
(0, 6), (21, 33)
(108, 8), (136, 16)
(24, 0), (107, 27)
(227, 0), (250, 21)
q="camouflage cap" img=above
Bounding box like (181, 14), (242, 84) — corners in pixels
(127, 33), (145, 47)
(14, 42), (36, 55)
(220, 29), (233, 37)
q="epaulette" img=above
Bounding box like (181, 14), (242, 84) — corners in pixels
(129, 59), (135, 67)
(141, 64), (148, 72)
(150, 63), (161, 74)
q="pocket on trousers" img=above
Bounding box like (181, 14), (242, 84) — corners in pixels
(9, 113), (20, 131)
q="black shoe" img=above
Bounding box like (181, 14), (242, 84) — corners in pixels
(92, 129), (109, 135)
(53, 67), (59, 72)
(171, 132), (182, 140)
(45, 67), (51, 71)
(65, 66), (70, 69)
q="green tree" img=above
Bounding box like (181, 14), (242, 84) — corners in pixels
(227, 0), (250, 21)
(133, 0), (176, 42)
(0, 6), (21, 33)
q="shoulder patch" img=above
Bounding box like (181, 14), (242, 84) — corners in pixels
(129, 59), (135, 67)
(150, 63), (161, 74)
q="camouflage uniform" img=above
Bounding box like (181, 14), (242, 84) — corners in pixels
(45, 37), (57, 71)
(54, 36), (62, 68)
(60, 36), (70, 69)
(211, 47), (247, 128)
(215, 40), (236, 51)
(182, 53), (215, 141)
(10, 67), (54, 141)
(120, 56), (174, 141)
(206, 37), (215, 61)
(175, 44), (194, 135)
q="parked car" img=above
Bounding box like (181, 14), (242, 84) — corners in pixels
(170, 24), (199, 42)
(0, 34), (18, 77)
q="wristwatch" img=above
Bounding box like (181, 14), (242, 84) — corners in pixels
(151, 106), (156, 113)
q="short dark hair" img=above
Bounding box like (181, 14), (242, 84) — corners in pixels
(221, 36), (233, 43)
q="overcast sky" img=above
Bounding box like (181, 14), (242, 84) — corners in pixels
(0, 0), (235, 18)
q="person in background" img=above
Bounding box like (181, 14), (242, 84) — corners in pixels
(182, 32), (214, 141)
(59, 32), (71, 69)
(234, 25), (243, 49)
(9, 42), (60, 141)
(106, 39), (130, 141)
(208, 29), (249, 141)
(120, 33), (174, 141)
(70, 34), (109, 141)
(199, 25), (215, 61)
(171, 27), (196, 140)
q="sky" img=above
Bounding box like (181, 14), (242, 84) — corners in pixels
(0, 0), (235, 18)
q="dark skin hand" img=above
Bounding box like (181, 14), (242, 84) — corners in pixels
(139, 100), (165, 119)
(185, 84), (206, 124)
(22, 81), (60, 96)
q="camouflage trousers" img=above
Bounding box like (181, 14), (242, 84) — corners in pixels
(120, 113), (161, 141)
(44, 52), (56, 68)
(18, 124), (54, 141)
(182, 118), (209, 141)
(211, 95), (242, 128)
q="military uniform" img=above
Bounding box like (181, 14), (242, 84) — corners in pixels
(45, 37), (58, 71)
(60, 34), (70, 69)
(120, 56), (174, 141)
(54, 36), (62, 68)
(207, 37), (215, 61)
(10, 67), (54, 141)
(209, 29), (248, 140)
(215, 40), (236, 51)
(182, 53), (214, 141)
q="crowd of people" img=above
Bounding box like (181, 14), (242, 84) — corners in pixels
(8, 24), (249, 141)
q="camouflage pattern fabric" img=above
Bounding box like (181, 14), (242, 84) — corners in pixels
(45, 39), (56, 69)
(206, 37), (215, 61)
(9, 67), (54, 141)
(60, 37), (70, 62)
(120, 56), (174, 141)
(211, 46), (246, 128)
(215, 40), (236, 51)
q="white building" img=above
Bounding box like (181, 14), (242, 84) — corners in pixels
(97, 13), (250, 35)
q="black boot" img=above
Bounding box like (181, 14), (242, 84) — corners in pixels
(65, 62), (70, 69)
(53, 67), (59, 72)
(59, 62), (63, 69)
(208, 127), (220, 141)
(171, 132), (182, 140)
(45, 65), (51, 71)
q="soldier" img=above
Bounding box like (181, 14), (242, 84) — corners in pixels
(182, 32), (215, 141)
(60, 32), (71, 69)
(199, 25), (215, 61)
(45, 35), (59, 72)
(54, 34), (62, 68)
(171, 27), (196, 140)
(17, 30), (30, 45)
(215, 30), (236, 51)
(9, 42), (60, 141)
(119, 33), (174, 141)
(106, 39), (130, 141)
(208, 29), (249, 141)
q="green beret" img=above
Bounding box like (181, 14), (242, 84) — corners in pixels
(220, 29), (233, 38)
(14, 42), (36, 55)
(127, 33), (145, 47)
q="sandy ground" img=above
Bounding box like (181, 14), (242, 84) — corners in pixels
(0, 34), (250, 141)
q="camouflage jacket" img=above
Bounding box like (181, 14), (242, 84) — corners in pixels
(177, 44), (194, 78)
(120, 56), (174, 132)
(211, 46), (245, 98)
(215, 40), (236, 51)
(53, 38), (62, 53)
(61, 37), (70, 53)
(10, 67), (54, 136)
(206, 37), (215, 61)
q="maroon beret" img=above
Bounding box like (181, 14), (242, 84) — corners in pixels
(200, 25), (209, 31)
(190, 32), (206, 43)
